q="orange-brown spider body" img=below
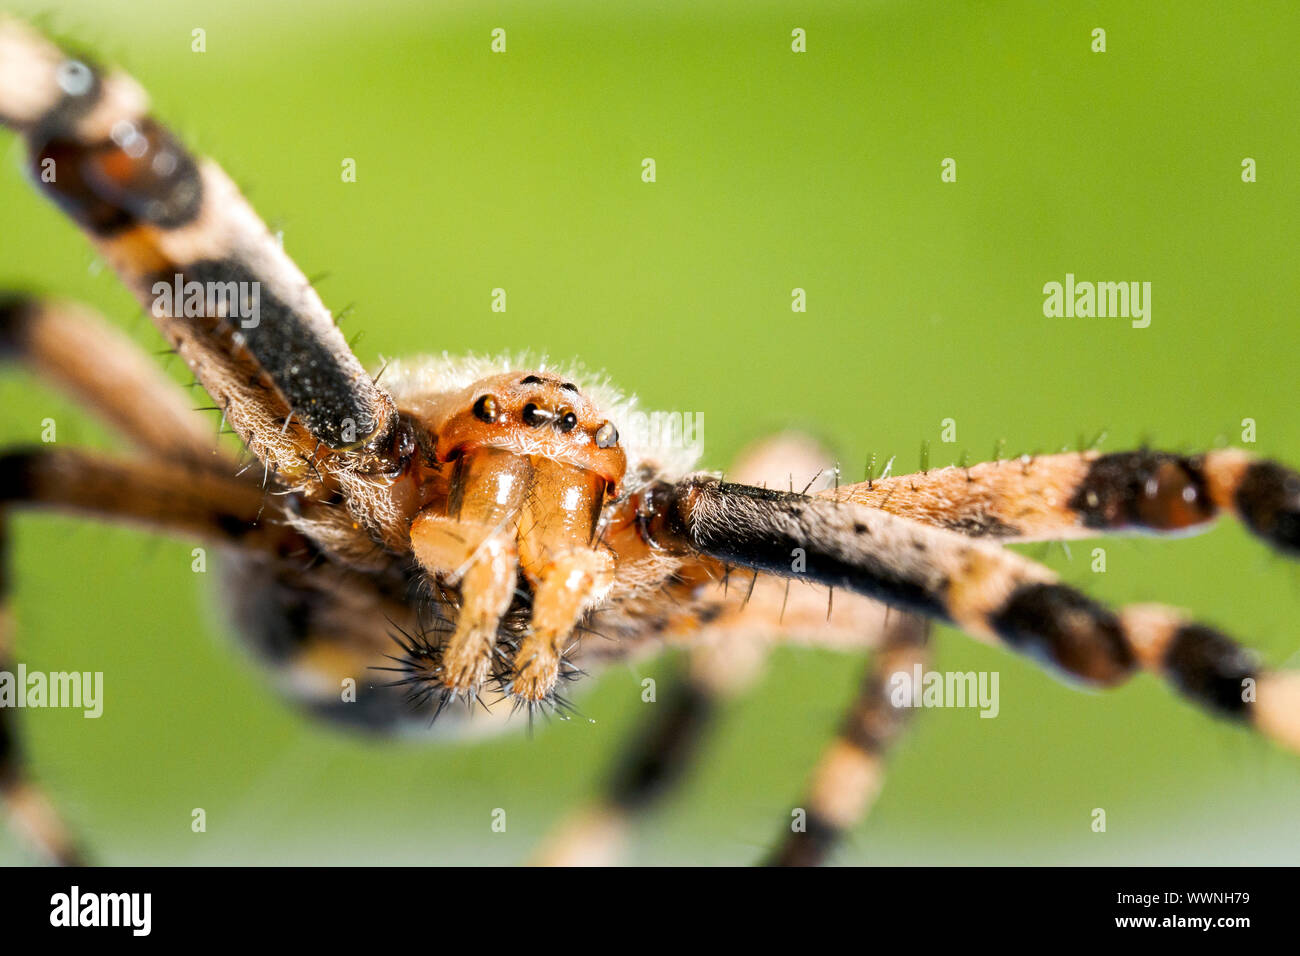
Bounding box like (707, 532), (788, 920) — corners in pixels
(403, 370), (627, 704)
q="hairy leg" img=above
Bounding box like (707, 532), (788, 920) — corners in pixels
(534, 433), (855, 865)
(826, 448), (1299, 551)
(0, 19), (414, 553)
(530, 655), (726, 866)
(766, 611), (930, 866)
(532, 582), (916, 865)
(0, 446), (302, 862)
(0, 518), (82, 864)
(647, 476), (1300, 753)
(0, 295), (228, 468)
(0, 447), (293, 550)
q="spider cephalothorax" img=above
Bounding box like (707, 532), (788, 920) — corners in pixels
(2, 18), (1299, 868)
(421, 372), (626, 478)
(398, 369), (630, 705)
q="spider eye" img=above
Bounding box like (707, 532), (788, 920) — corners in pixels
(473, 395), (498, 423)
(557, 408), (578, 433)
(522, 403), (554, 427)
(595, 421), (619, 448)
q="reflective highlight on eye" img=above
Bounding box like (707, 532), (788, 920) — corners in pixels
(522, 402), (555, 427)
(595, 421), (618, 448)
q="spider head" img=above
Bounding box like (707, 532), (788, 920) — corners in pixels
(431, 371), (627, 493)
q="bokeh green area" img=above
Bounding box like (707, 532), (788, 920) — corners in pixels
(1, 0), (1298, 864)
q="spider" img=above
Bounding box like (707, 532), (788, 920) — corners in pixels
(1, 18), (1298, 866)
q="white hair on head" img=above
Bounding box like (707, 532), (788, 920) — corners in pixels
(377, 352), (703, 483)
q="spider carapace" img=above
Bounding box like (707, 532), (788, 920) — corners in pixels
(391, 369), (631, 706)
(1, 17), (1300, 867)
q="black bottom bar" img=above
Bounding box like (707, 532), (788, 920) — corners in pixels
(0, 865), (1283, 942)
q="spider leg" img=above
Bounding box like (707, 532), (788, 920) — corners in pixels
(530, 631), (764, 866)
(0, 446), (300, 863)
(646, 476), (1300, 753)
(0, 446), (292, 550)
(535, 432), (864, 865)
(827, 448), (1300, 552)
(765, 611), (930, 866)
(0, 19), (404, 490)
(532, 584), (913, 865)
(0, 522), (82, 864)
(0, 294), (230, 468)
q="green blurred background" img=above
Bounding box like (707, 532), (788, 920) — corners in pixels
(2, 0), (1298, 864)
